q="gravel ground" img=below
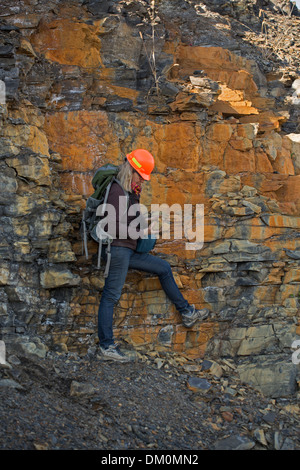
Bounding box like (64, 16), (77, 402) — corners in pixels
(0, 342), (299, 452)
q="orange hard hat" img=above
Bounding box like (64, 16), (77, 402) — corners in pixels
(126, 149), (155, 181)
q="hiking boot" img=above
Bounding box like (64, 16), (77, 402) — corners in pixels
(181, 305), (209, 328)
(99, 344), (130, 363)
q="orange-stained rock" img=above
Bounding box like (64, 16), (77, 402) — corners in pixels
(3, 123), (49, 156)
(224, 147), (255, 174)
(59, 172), (94, 197)
(241, 172), (300, 215)
(253, 285), (279, 305)
(206, 122), (233, 142)
(263, 238), (299, 259)
(6, 154), (51, 186)
(44, 110), (120, 190)
(155, 240), (198, 260)
(108, 85), (139, 103)
(167, 44), (271, 120)
(173, 327), (187, 345)
(183, 323), (217, 359)
(27, 126), (50, 156)
(152, 121), (201, 172)
(148, 171), (206, 208)
(170, 90), (218, 111)
(262, 214), (300, 229)
(230, 137), (253, 152)
(284, 134), (300, 175)
(255, 148), (274, 173)
(9, 102), (44, 128)
(203, 222), (224, 242)
(277, 202), (299, 216)
(240, 111), (286, 132)
(217, 85), (245, 102)
(211, 95), (259, 116)
(283, 268), (300, 284)
(275, 284), (300, 304)
(31, 18), (102, 68)
(240, 173), (288, 198)
(273, 154), (295, 175)
(254, 129), (295, 176)
(199, 137), (226, 168)
(224, 218), (287, 241)
(236, 123), (258, 140)
(170, 45), (259, 95)
(276, 175), (300, 207)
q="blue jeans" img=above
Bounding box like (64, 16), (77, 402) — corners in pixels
(98, 246), (190, 348)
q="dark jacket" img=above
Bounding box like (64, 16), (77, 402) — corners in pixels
(105, 181), (144, 250)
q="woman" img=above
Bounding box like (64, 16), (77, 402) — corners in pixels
(97, 149), (209, 362)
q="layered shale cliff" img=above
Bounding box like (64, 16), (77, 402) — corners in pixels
(0, 0), (300, 398)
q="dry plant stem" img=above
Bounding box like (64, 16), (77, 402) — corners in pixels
(139, 0), (161, 97)
(259, 3), (295, 60)
(150, 0), (160, 97)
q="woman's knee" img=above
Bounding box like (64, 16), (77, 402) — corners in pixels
(101, 285), (123, 305)
(157, 259), (172, 277)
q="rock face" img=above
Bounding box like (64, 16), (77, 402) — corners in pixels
(0, 0), (299, 397)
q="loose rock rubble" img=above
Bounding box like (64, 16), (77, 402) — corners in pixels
(0, 340), (299, 450)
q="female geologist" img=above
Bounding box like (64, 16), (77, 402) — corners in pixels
(97, 149), (209, 362)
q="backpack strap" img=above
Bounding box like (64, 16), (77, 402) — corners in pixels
(96, 179), (115, 272)
(96, 181), (112, 270)
(97, 238), (103, 269)
(104, 241), (112, 278)
(82, 212), (89, 260)
(97, 239), (112, 277)
(98, 178), (115, 217)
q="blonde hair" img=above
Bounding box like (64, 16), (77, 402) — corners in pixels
(117, 160), (134, 192)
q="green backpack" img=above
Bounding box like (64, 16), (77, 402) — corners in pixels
(81, 163), (127, 276)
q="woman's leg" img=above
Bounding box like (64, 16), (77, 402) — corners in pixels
(128, 252), (190, 314)
(98, 246), (132, 348)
